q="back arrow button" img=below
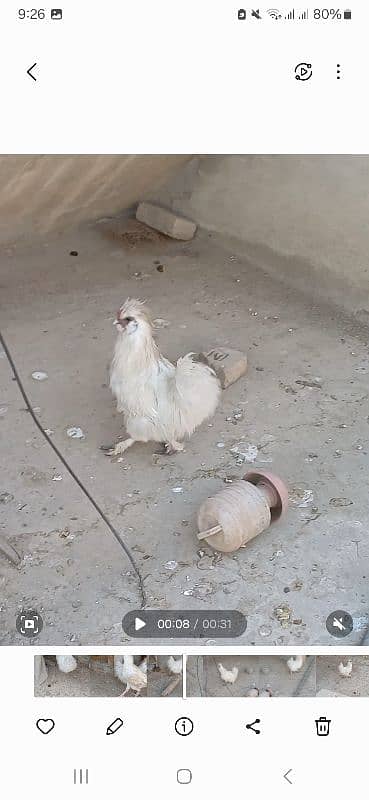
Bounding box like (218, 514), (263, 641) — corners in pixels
(27, 63), (37, 81)
(283, 769), (293, 785)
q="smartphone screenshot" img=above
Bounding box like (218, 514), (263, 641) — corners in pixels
(0, 1), (368, 796)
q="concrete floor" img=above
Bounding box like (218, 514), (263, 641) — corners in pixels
(148, 656), (183, 697)
(1, 219), (369, 645)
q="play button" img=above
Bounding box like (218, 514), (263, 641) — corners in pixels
(135, 617), (146, 632)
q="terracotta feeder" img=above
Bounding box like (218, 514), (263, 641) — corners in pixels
(197, 470), (288, 553)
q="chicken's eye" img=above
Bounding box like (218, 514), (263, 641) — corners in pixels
(125, 316), (134, 323)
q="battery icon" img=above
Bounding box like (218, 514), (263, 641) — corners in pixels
(343, 9), (352, 19)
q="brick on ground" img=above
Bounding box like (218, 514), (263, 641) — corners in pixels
(196, 347), (248, 389)
(136, 202), (196, 241)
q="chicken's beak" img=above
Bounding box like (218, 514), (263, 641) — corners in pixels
(114, 316), (129, 329)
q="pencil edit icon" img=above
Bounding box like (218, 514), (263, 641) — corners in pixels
(106, 717), (124, 735)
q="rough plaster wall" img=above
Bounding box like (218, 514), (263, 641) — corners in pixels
(0, 155), (192, 245)
(150, 155), (369, 317)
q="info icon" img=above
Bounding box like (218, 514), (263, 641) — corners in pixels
(16, 609), (43, 638)
(175, 717), (194, 737)
(326, 609), (353, 638)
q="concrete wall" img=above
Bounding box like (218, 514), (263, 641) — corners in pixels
(0, 155), (191, 245)
(2, 154), (369, 319)
(151, 155), (369, 319)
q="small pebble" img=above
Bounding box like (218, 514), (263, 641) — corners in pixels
(67, 427), (85, 439)
(69, 250), (78, 256)
(172, 487), (183, 493)
(258, 625), (272, 637)
(0, 492), (14, 504)
(230, 443), (258, 463)
(164, 560), (178, 570)
(153, 318), (170, 328)
(52, 474), (63, 481)
(216, 442), (225, 448)
(32, 371), (48, 381)
(330, 497), (353, 507)
(0, 405), (8, 416)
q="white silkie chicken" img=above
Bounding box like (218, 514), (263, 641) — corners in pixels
(338, 659), (352, 677)
(113, 655), (147, 696)
(56, 655), (77, 673)
(167, 656), (183, 675)
(217, 663), (239, 684)
(106, 299), (221, 456)
(286, 655), (306, 674)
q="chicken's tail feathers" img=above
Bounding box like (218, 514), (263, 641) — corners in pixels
(173, 353), (221, 435)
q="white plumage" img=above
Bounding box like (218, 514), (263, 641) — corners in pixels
(217, 663), (239, 684)
(56, 655), (77, 673)
(114, 655), (147, 696)
(286, 655), (306, 674)
(108, 299), (221, 456)
(338, 659), (352, 677)
(167, 656), (183, 675)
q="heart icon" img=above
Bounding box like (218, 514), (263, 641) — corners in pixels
(36, 718), (55, 734)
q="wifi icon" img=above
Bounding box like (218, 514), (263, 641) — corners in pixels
(267, 8), (282, 19)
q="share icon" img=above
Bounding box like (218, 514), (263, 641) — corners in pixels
(246, 718), (261, 734)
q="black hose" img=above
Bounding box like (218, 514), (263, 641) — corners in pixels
(0, 330), (146, 608)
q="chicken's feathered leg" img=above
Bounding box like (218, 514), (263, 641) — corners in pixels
(102, 438), (136, 457)
(164, 440), (185, 455)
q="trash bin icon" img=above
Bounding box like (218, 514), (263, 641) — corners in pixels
(315, 716), (331, 736)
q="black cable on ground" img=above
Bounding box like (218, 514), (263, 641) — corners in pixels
(0, 330), (146, 609)
(292, 655), (316, 697)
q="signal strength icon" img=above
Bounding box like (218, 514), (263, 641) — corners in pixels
(285, 8), (309, 19)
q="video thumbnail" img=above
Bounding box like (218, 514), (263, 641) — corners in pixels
(187, 655), (369, 697)
(34, 654), (183, 697)
(1, 155), (368, 647)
